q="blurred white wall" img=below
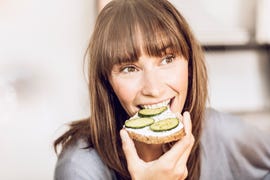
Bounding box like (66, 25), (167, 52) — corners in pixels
(170, 0), (255, 45)
(0, 0), (95, 179)
(256, 0), (270, 43)
(170, 0), (270, 113)
(205, 50), (270, 112)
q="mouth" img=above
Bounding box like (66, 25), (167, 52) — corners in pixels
(139, 98), (173, 109)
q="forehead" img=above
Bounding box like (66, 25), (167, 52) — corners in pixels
(98, 0), (190, 73)
(106, 19), (184, 63)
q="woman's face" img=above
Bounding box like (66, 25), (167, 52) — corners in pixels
(109, 47), (189, 117)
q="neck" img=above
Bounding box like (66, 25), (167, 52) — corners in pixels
(134, 141), (163, 162)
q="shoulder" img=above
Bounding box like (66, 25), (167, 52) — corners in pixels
(203, 108), (244, 139)
(54, 139), (115, 180)
(201, 108), (270, 179)
(203, 108), (270, 146)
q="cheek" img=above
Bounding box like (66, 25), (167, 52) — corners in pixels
(109, 77), (139, 111)
(168, 62), (189, 93)
(167, 61), (189, 112)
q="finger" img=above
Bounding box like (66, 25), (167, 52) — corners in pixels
(177, 111), (194, 164)
(175, 153), (191, 180)
(160, 136), (191, 164)
(181, 166), (188, 180)
(175, 112), (182, 121)
(120, 129), (141, 166)
(172, 138), (193, 180)
(176, 166), (188, 180)
(175, 122), (194, 176)
(159, 112), (193, 163)
(183, 111), (192, 135)
(175, 111), (192, 135)
(175, 134), (194, 169)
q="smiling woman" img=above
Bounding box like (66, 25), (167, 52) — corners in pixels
(53, 0), (270, 180)
(110, 54), (188, 116)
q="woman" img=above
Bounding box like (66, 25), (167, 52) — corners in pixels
(54, 0), (270, 179)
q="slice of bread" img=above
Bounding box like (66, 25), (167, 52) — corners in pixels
(124, 107), (185, 144)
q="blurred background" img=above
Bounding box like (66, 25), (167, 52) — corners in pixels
(0, 0), (269, 179)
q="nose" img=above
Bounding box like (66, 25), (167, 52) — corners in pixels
(140, 70), (164, 97)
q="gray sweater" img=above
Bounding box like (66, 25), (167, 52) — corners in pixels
(54, 109), (270, 180)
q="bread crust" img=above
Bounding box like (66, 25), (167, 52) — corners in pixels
(125, 127), (186, 144)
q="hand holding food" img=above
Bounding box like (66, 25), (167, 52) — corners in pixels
(120, 112), (194, 180)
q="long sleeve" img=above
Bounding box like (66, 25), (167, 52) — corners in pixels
(54, 140), (115, 180)
(201, 109), (270, 180)
(226, 115), (270, 179)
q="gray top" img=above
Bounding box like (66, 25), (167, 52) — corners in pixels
(200, 109), (270, 180)
(54, 109), (270, 180)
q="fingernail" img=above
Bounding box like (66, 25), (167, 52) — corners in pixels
(120, 129), (127, 142)
(183, 111), (190, 119)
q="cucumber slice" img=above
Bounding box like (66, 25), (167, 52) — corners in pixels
(125, 118), (154, 129)
(150, 118), (179, 132)
(138, 106), (168, 117)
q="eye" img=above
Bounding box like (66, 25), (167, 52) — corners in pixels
(161, 54), (175, 65)
(121, 65), (138, 73)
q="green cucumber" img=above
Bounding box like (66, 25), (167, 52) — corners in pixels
(138, 106), (168, 117)
(150, 118), (179, 132)
(125, 117), (154, 129)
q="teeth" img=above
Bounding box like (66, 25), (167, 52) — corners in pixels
(141, 99), (170, 109)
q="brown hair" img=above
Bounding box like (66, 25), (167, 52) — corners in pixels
(54, 0), (207, 179)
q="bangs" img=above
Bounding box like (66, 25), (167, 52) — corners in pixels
(98, 0), (190, 76)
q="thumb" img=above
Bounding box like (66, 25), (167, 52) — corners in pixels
(120, 129), (141, 166)
(183, 111), (192, 135)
